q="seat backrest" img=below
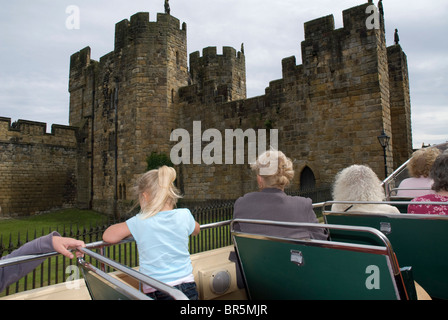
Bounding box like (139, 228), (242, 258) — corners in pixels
(231, 219), (407, 300)
(324, 201), (448, 300)
(389, 197), (412, 213)
(79, 259), (151, 300)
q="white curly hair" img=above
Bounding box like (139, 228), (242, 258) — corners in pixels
(331, 164), (395, 213)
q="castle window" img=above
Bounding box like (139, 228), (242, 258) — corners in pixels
(176, 51), (180, 66)
(119, 183), (126, 200)
(171, 89), (175, 103)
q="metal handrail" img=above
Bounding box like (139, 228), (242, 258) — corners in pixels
(78, 257), (152, 300)
(0, 238), (134, 269)
(77, 247), (189, 300)
(200, 220), (231, 230)
(323, 200), (448, 206)
(382, 159), (410, 186)
(382, 159), (410, 199)
(322, 200), (448, 212)
(0, 220), (232, 269)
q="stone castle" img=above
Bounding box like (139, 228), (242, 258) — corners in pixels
(0, 2), (412, 217)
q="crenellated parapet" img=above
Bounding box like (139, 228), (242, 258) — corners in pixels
(114, 12), (186, 52)
(184, 46), (246, 104)
(0, 117), (78, 147)
(0, 117), (79, 216)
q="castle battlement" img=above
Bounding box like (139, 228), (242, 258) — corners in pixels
(0, 117), (79, 216)
(114, 12), (186, 52)
(0, 117), (78, 147)
(187, 46), (246, 103)
(190, 46), (244, 62)
(301, 3), (385, 65)
(304, 14), (336, 40)
(304, 3), (382, 41)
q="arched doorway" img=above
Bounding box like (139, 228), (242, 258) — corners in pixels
(300, 166), (316, 191)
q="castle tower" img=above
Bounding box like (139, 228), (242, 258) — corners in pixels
(69, 12), (189, 215)
(388, 44), (413, 168)
(189, 46), (246, 102)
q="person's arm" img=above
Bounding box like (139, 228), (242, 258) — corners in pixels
(103, 222), (132, 244)
(0, 232), (84, 292)
(191, 221), (201, 236)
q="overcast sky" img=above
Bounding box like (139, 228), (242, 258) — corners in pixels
(0, 0), (447, 150)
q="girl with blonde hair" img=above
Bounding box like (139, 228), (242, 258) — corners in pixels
(103, 166), (200, 300)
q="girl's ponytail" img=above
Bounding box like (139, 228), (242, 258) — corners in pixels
(134, 166), (182, 219)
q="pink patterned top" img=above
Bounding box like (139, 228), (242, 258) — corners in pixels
(408, 194), (448, 215)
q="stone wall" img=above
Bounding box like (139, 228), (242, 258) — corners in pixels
(176, 3), (413, 200)
(69, 13), (189, 216)
(0, 2), (413, 216)
(0, 118), (78, 216)
(388, 45), (412, 169)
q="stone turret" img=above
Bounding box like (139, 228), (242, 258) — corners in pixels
(187, 46), (246, 103)
(68, 12), (189, 215)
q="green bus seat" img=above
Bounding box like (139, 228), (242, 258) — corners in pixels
(389, 197), (413, 213)
(231, 219), (410, 300)
(323, 201), (448, 300)
(79, 258), (151, 300)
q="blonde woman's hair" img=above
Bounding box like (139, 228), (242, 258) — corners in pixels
(133, 166), (182, 219)
(332, 165), (385, 202)
(250, 150), (294, 189)
(407, 147), (441, 178)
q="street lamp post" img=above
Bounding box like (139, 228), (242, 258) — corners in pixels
(377, 130), (390, 178)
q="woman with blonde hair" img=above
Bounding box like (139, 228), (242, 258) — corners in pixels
(233, 150), (327, 240)
(103, 166), (200, 300)
(408, 153), (448, 215)
(331, 164), (399, 214)
(396, 147), (441, 198)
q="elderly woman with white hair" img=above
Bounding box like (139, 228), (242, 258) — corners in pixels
(331, 164), (400, 214)
(233, 150), (327, 240)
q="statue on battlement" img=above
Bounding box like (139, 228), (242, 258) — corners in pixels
(378, 0), (384, 16)
(394, 28), (400, 45)
(165, 0), (170, 15)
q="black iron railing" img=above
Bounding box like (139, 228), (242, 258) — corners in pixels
(0, 201), (234, 297)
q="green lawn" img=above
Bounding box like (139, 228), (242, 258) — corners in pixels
(0, 209), (108, 247)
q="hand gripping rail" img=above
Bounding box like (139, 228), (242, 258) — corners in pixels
(0, 238), (137, 269)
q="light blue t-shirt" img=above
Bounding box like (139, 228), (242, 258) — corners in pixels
(126, 208), (196, 283)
